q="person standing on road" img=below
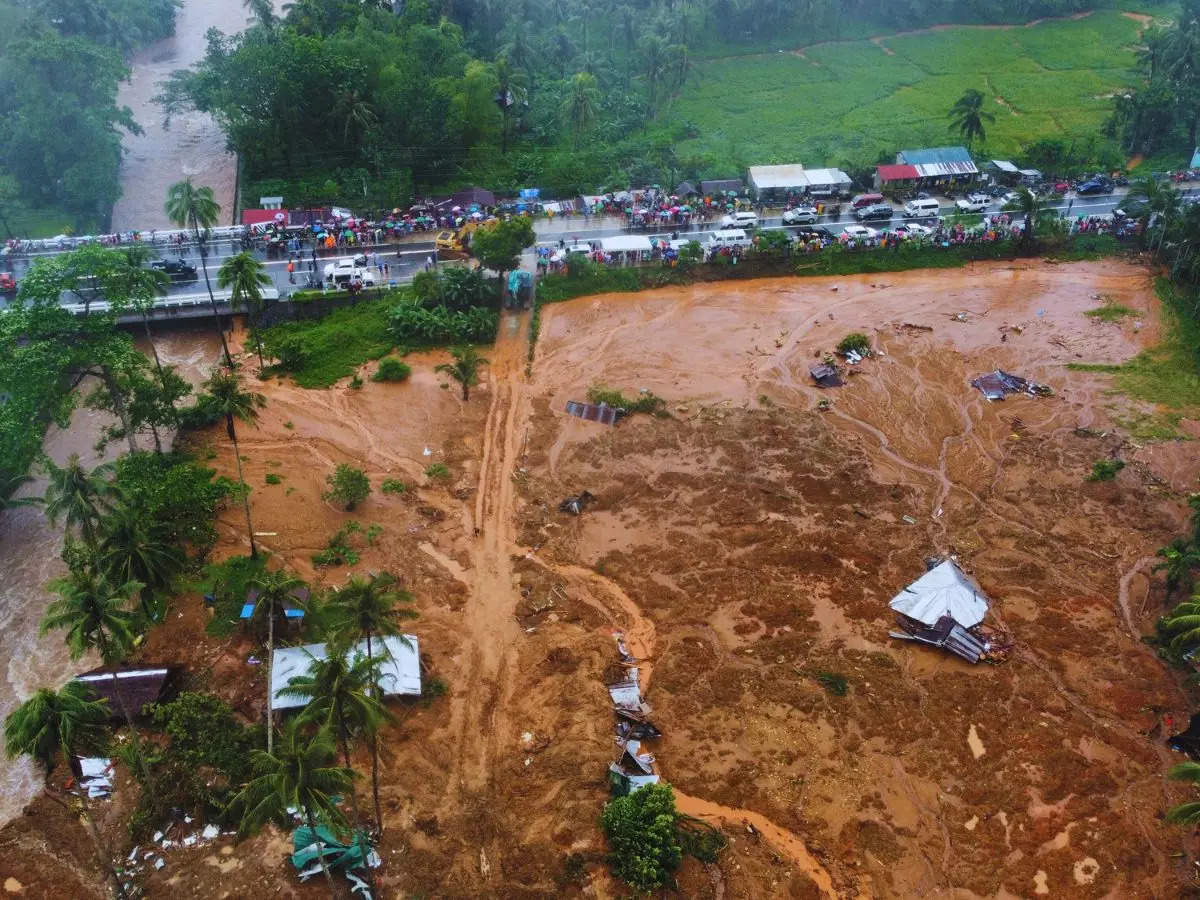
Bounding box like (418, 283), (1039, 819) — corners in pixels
(287, 258), (295, 284)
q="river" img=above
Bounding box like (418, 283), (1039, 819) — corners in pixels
(0, 327), (221, 824)
(109, 0), (249, 231)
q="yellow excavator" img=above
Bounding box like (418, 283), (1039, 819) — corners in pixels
(434, 217), (497, 260)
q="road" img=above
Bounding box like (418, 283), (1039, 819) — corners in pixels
(0, 189), (1153, 304)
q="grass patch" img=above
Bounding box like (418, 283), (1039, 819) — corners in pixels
(264, 473), (282, 485)
(586, 385), (667, 416)
(424, 462), (450, 480)
(372, 357), (412, 382)
(1088, 458), (1125, 481)
(815, 671), (849, 697)
(1085, 295), (1137, 322)
(262, 299), (394, 389)
(1068, 278), (1200, 439)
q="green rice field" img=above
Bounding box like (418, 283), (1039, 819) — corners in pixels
(667, 7), (1173, 172)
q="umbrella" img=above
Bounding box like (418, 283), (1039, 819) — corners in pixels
(392, 208), (400, 215)
(470, 211), (483, 220)
(451, 205), (462, 212)
(273, 212), (285, 223)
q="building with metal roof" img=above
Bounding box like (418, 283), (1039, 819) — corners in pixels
(889, 560), (989, 628)
(270, 635), (421, 712)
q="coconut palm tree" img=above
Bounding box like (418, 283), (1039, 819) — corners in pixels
(110, 247), (172, 403)
(1155, 538), (1200, 598)
(563, 72), (599, 150)
(41, 455), (118, 550)
(494, 55), (529, 155)
(4, 683), (127, 899)
(217, 252), (273, 368)
(280, 646), (387, 886)
(0, 470), (41, 511)
(164, 179), (232, 367)
(96, 505), (185, 623)
(202, 368), (266, 559)
(246, 567), (308, 754)
(230, 720), (353, 899)
(326, 572), (417, 832)
(1161, 594), (1200, 655)
(1166, 761), (1200, 823)
(947, 88), (994, 149)
(435, 346), (489, 401)
(41, 568), (152, 785)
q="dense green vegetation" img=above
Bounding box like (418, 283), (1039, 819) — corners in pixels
(156, 0), (1155, 207)
(0, 0), (180, 233)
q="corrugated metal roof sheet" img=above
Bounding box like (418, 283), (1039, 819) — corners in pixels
(75, 666), (176, 715)
(747, 164), (807, 190)
(898, 146), (973, 165)
(270, 635), (420, 712)
(566, 400), (621, 425)
(890, 560), (989, 628)
(914, 161), (978, 178)
(877, 164), (919, 182)
(990, 159), (1019, 173)
(700, 179), (744, 194)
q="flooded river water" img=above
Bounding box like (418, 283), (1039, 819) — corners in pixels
(110, 0), (249, 230)
(0, 328), (220, 824)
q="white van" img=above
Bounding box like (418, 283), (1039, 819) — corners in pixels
(903, 198), (940, 218)
(708, 228), (750, 248)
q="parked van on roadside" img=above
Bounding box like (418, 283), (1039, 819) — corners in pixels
(708, 228), (750, 248)
(903, 198), (941, 218)
(851, 192), (884, 209)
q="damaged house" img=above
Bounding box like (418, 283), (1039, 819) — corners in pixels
(888, 560), (997, 664)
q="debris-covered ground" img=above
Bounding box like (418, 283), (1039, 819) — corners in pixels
(1, 258), (1198, 898)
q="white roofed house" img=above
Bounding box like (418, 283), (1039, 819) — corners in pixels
(887, 560), (993, 663)
(270, 634), (421, 713)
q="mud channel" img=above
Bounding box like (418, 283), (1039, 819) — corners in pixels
(1, 258), (1197, 898)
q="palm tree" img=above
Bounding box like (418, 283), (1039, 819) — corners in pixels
(243, 0), (277, 31)
(948, 88), (995, 149)
(1014, 188), (1047, 248)
(1166, 761), (1200, 823)
(96, 505), (184, 622)
(202, 368), (266, 559)
(1161, 594), (1200, 655)
(494, 55), (529, 155)
(230, 720), (353, 899)
(1155, 538), (1200, 598)
(246, 567), (307, 754)
(0, 470), (41, 511)
(1126, 177), (1181, 256)
(112, 247), (172, 404)
(41, 455), (118, 550)
(218, 252), (273, 369)
(326, 572), (417, 832)
(333, 89), (378, 142)
(164, 179), (232, 367)
(435, 346), (489, 401)
(280, 645), (387, 886)
(5, 683), (127, 899)
(641, 35), (669, 115)
(41, 569), (152, 785)
(563, 72), (599, 150)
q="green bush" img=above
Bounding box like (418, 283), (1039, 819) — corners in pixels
(349, 374), (363, 390)
(1088, 459), (1125, 482)
(587, 386), (666, 416)
(195, 554), (268, 636)
(323, 463), (371, 510)
(373, 357), (412, 382)
(265, 473), (282, 485)
(388, 302), (499, 346)
(816, 671), (849, 696)
(112, 451), (231, 556)
(836, 333), (871, 355)
(260, 300), (394, 388)
(313, 520), (367, 567)
(381, 478), (409, 494)
(177, 392), (224, 430)
(424, 462), (450, 480)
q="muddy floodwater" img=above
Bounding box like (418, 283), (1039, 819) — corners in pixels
(1, 260), (1198, 897)
(110, 0), (248, 230)
(0, 328), (219, 826)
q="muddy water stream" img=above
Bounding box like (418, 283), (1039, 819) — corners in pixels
(0, 327), (218, 824)
(111, 0), (251, 230)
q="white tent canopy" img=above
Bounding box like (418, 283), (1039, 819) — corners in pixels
(748, 164), (852, 195)
(270, 635), (421, 712)
(889, 561), (989, 628)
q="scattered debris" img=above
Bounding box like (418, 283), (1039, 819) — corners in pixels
(810, 364), (843, 388)
(565, 400), (624, 426)
(605, 633), (663, 796)
(77, 757), (114, 799)
(970, 370), (1052, 401)
(899, 322), (934, 333)
(292, 826), (380, 888)
(558, 491), (595, 515)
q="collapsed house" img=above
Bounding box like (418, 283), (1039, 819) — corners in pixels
(970, 369), (1051, 401)
(565, 400), (624, 425)
(606, 632), (663, 796)
(74, 665), (179, 720)
(887, 560), (1007, 664)
(810, 364), (844, 388)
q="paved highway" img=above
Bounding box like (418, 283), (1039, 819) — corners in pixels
(0, 188), (1161, 305)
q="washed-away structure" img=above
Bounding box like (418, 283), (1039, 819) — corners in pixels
(888, 560), (998, 664)
(606, 632), (663, 796)
(971, 370), (1051, 401)
(270, 635), (420, 713)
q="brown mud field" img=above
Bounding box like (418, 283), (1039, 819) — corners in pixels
(2, 258), (1199, 898)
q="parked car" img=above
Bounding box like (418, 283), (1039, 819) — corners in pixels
(791, 225), (835, 239)
(782, 206), (818, 225)
(721, 211), (759, 229)
(855, 203), (893, 221)
(842, 225), (878, 239)
(893, 222), (933, 238)
(1077, 180), (1112, 195)
(955, 196), (989, 213)
(999, 191), (1022, 207)
(150, 258), (198, 281)
(851, 192), (884, 209)
(0, 272), (16, 295)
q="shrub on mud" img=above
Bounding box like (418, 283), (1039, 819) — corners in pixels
(424, 462), (451, 480)
(601, 782), (683, 891)
(587, 386), (666, 416)
(373, 357), (412, 382)
(312, 520), (379, 567)
(836, 333), (871, 355)
(1088, 458), (1125, 481)
(381, 478), (409, 494)
(323, 463), (371, 510)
